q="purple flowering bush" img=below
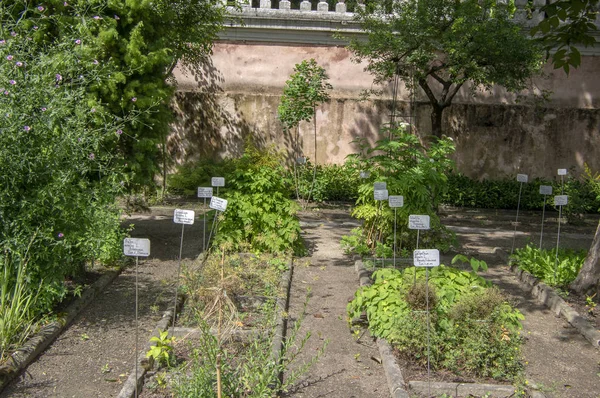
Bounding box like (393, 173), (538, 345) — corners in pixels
(0, 3), (143, 357)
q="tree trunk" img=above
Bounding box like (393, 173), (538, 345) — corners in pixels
(570, 221), (600, 296)
(430, 104), (444, 138)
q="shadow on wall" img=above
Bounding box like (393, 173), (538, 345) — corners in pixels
(168, 57), (272, 167)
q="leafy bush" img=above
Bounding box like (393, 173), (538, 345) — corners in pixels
(291, 160), (360, 203)
(1, 4), (135, 317)
(443, 172), (600, 219)
(348, 266), (524, 380)
(213, 143), (304, 255)
(511, 245), (586, 287)
(342, 126), (457, 256)
(168, 159), (234, 197)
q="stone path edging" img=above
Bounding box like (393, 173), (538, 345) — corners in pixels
(493, 247), (600, 348)
(0, 269), (121, 394)
(353, 259), (533, 398)
(117, 259), (294, 397)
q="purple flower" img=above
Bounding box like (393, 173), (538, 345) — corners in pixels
(131, 97), (137, 102)
(89, 153), (95, 160)
(116, 129), (123, 135)
(75, 39), (81, 45)
(6, 55), (13, 60)
(93, 59), (99, 65)
(55, 74), (62, 81)
(0, 40), (5, 45)
(64, 2), (68, 5)
(114, 15), (120, 20)
(93, 16), (101, 20)
(16, 61), (23, 67)
(9, 80), (16, 85)
(41, 107), (47, 111)
(10, 32), (17, 37)
(77, 137), (82, 142)
(33, 26), (39, 30)
(91, 108), (96, 113)
(23, 126), (30, 131)
(37, 6), (44, 11)
(3, 90), (8, 95)
(57, 232), (64, 238)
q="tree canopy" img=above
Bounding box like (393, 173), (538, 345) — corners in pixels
(531, 0), (599, 74)
(349, 0), (544, 137)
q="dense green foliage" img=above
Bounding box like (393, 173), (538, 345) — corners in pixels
(0, 2), (144, 359)
(443, 172), (600, 218)
(348, 0), (544, 136)
(4, 0), (225, 191)
(348, 266), (524, 380)
(341, 126), (457, 256)
(291, 160), (360, 203)
(213, 144), (304, 255)
(531, 0), (599, 73)
(511, 245), (587, 287)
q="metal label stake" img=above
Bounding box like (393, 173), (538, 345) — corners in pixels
(374, 182), (388, 268)
(554, 195), (568, 284)
(389, 196), (404, 268)
(511, 174), (528, 255)
(558, 168), (567, 195)
(409, 215), (430, 283)
(539, 185), (552, 249)
(123, 238), (151, 398)
(197, 187), (213, 253)
(414, 249), (440, 398)
(212, 176), (225, 197)
(206, 196), (229, 251)
(172, 209), (195, 329)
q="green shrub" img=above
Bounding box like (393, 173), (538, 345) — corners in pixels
(291, 160), (360, 203)
(348, 266), (524, 380)
(443, 172), (600, 219)
(168, 159), (234, 197)
(1, 4), (136, 316)
(342, 126), (457, 256)
(511, 245), (586, 287)
(213, 143), (303, 255)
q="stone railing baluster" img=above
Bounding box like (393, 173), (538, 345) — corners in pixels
(336, 0), (347, 13)
(260, 0), (271, 8)
(300, 0), (311, 11)
(317, 1), (329, 11)
(279, 0), (291, 10)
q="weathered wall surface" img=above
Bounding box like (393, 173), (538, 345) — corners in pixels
(171, 41), (600, 180)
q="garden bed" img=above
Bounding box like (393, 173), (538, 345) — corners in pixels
(126, 253), (295, 398)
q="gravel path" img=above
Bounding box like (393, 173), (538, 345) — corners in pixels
(284, 212), (389, 398)
(1, 208), (206, 398)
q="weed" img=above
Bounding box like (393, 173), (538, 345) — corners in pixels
(146, 330), (175, 368)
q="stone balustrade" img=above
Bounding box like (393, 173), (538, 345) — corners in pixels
(219, 0), (599, 52)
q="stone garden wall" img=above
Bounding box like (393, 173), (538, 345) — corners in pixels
(169, 4), (600, 180)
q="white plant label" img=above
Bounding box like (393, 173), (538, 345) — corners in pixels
(517, 174), (528, 183)
(197, 187), (213, 198)
(174, 209), (195, 225)
(296, 157), (306, 165)
(360, 171), (370, 179)
(374, 182), (386, 191)
(413, 249), (440, 267)
(211, 177), (225, 187)
(558, 169), (567, 176)
(374, 189), (388, 201)
(539, 185), (553, 195)
(554, 195), (568, 206)
(389, 195), (404, 208)
(409, 215), (430, 230)
(210, 196), (228, 212)
(123, 238), (150, 257)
